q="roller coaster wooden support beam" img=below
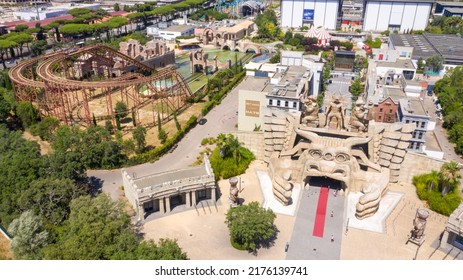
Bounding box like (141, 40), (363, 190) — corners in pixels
(8, 45), (193, 127)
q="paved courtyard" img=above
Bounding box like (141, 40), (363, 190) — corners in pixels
(140, 160), (462, 260)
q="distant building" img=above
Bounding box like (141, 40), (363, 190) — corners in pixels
(389, 33), (463, 74)
(14, 3), (100, 21)
(363, 0), (434, 32)
(435, 1), (463, 17)
(280, 0), (341, 29)
(398, 98), (429, 151)
(159, 25), (195, 40)
(368, 96), (399, 123)
(376, 59), (416, 80)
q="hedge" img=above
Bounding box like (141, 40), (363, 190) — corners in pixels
(125, 115), (197, 166)
(209, 146), (255, 180)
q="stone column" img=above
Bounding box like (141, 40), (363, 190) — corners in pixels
(211, 187), (216, 202)
(138, 204), (144, 221)
(159, 198), (165, 214)
(165, 196), (171, 213)
(191, 191), (197, 206)
(185, 191), (191, 207)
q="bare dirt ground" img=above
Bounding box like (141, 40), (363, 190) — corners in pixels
(22, 131), (52, 155)
(0, 234), (11, 260)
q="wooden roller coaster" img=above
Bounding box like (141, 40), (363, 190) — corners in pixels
(9, 44), (193, 126)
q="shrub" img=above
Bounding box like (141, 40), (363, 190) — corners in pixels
(413, 173), (462, 216)
(209, 146), (254, 180)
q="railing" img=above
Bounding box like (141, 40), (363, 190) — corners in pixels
(137, 174), (214, 194)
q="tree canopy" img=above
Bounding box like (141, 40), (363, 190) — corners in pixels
(225, 201), (277, 251)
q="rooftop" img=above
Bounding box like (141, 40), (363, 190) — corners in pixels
(447, 202), (463, 233)
(399, 98), (427, 116)
(133, 165), (208, 189)
(217, 19), (254, 33)
(437, 1), (463, 6)
(162, 24), (194, 32)
(389, 33), (463, 63)
(376, 59), (416, 70)
(263, 65), (311, 99)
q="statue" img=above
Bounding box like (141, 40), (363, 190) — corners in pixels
(301, 96), (319, 127)
(350, 98), (368, 132)
(229, 177), (242, 206)
(325, 95), (345, 130)
(409, 209), (429, 245)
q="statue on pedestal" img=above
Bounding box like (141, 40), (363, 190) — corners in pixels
(409, 209), (429, 245)
(301, 96), (319, 127)
(229, 177), (242, 206)
(324, 95), (345, 130)
(350, 99), (368, 132)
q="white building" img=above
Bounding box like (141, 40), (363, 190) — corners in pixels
(280, 0), (341, 29)
(14, 3), (100, 21)
(363, 0), (434, 32)
(158, 25), (195, 40)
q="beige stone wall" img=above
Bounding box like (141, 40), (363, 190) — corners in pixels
(399, 152), (446, 184)
(237, 89), (267, 131)
(229, 131), (265, 160)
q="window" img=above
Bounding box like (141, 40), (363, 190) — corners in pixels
(406, 120), (410, 123)
(421, 122), (426, 128)
(277, 100), (281, 106)
(418, 132), (423, 139)
(269, 99), (273, 106)
(285, 101), (289, 107)
(389, 109), (393, 113)
(379, 108), (383, 112)
(408, 142), (414, 149)
(413, 131), (417, 138)
(197, 190), (207, 199)
(293, 102), (297, 108)
(378, 115), (382, 120)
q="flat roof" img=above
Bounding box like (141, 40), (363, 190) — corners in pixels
(437, 1), (463, 7)
(263, 65), (309, 98)
(162, 25), (194, 32)
(444, 7), (463, 13)
(385, 87), (406, 102)
(376, 59), (416, 70)
(390, 33), (463, 63)
(133, 166), (207, 189)
(389, 34), (437, 60)
(399, 98), (427, 116)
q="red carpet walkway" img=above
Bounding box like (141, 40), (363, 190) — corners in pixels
(312, 186), (329, 237)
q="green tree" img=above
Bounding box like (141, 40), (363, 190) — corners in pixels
(114, 101), (128, 119)
(17, 178), (79, 227)
(225, 201), (276, 251)
(426, 55), (444, 73)
(0, 88), (11, 119)
(30, 40), (48, 57)
(0, 40), (17, 68)
(34, 116), (60, 141)
(417, 57), (424, 70)
(269, 52), (280, 64)
(157, 113), (167, 144)
(173, 111), (181, 131)
(16, 101), (39, 128)
(114, 3), (120, 11)
(8, 211), (49, 259)
(440, 161), (462, 195)
(132, 125), (147, 153)
(8, 33), (33, 58)
(15, 24), (29, 32)
(105, 119), (114, 134)
(350, 78), (363, 100)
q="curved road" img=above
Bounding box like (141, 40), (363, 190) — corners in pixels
(87, 76), (263, 200)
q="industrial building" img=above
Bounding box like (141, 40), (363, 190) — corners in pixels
(280, 0), (341, 29)
(363, 0), (434, 32)
(14, 3), (100, 21)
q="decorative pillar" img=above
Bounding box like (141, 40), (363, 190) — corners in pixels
(159, 198), (165, 214)
(165, 196), (171, 213)
(191, 191), (197, 206)
(211, 187), (216, 202)
(186, 191), (191, 207)
(138, 204), (144, 221)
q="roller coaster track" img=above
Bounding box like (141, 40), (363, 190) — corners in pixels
(9, 45), (193, 125)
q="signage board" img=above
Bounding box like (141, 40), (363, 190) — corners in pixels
(303, 9), (314, 21)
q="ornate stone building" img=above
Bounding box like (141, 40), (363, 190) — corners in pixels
(122, 156), (216, 221)
(263, 97), (415, 219)
(440, 202), (463, 250)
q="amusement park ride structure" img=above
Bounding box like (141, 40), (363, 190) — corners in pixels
(9, 45), (193, 127)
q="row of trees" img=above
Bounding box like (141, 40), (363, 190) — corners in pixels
(434, 66), (463, 153)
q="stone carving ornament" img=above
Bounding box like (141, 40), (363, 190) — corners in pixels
(325, 95), (345, 130)
(302, 96), (319, 127)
